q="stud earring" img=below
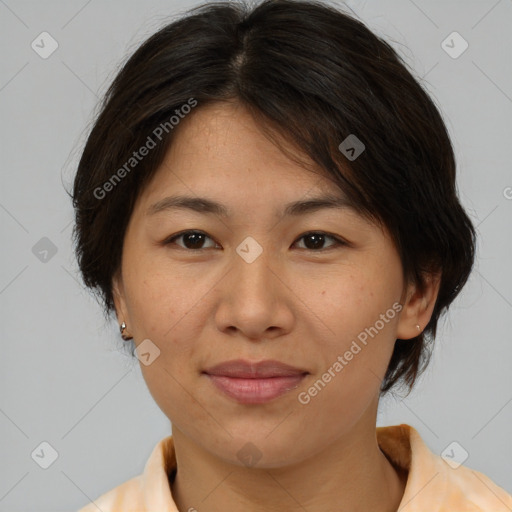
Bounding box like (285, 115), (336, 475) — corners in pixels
(120, 322), (132, 341)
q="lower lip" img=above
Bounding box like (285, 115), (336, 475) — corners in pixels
(205, 374), (307, 404)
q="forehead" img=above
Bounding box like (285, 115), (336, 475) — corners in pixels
(169, 102), (320, 176)
(140, 101), (350, 210)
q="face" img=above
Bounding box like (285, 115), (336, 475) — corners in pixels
(113, 101), (432, 468)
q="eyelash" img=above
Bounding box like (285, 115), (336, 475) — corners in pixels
(162, 230), (348, 252)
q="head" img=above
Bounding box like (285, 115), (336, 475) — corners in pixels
(72, 0), (475, 466)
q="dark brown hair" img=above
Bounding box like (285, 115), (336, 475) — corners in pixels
(71, 0), (476, 394)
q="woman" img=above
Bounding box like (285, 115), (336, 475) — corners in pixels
(73, 0), (512, 510)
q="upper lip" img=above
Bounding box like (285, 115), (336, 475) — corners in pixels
(203, 359), (309, 378)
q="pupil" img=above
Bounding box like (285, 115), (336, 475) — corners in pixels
(306, 234), (323, 249)
(186, 233), (204, 249)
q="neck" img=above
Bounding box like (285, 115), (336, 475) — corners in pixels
(170, 402), (406, 512)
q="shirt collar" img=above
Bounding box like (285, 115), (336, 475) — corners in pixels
(142, 433), (178, 511)
(377, 424), (448, 510)
(140, 424), (511, 511)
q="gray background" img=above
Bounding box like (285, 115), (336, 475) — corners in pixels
(1, 0), (511, 510)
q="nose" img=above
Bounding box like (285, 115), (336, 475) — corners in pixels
(214, 242), (295, 341)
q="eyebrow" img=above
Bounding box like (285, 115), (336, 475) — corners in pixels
(146, 193), (355, 219)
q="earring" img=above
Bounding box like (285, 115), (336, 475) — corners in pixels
(120, 322), (132, 341)
(416, 324), (421, 332)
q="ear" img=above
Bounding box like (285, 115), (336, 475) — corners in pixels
(112, 269), (130, 332)
(396, 270), (441, 339)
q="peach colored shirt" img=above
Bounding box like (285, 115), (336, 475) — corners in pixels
(78, 424), (512, 511)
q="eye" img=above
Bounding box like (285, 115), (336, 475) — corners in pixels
(163, 230), (218, 250)
(293, 232), (346, 251)
(163, 230), (346, 252)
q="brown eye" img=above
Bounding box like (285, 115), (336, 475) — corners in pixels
(293, 232), (345, 251)
(164, 230), (218, 250)
(163, 230), (346, 252)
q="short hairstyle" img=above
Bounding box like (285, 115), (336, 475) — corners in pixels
(71, 0), (476, 394)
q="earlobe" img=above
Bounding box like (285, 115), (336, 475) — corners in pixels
(396, 271), (441, 340)
(112, 273), (133, 340)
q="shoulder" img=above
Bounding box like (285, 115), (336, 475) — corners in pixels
(76, 435), (176, 512)
(378, 424), (512, 511)
(76, 475), (144, 512)
(439, 463), (512, 511)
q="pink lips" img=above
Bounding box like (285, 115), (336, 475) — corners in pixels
(203, 359), (308, 404)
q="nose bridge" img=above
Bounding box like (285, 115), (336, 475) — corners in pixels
(214, 235), (291, 337)
(231, 236), (277, 301)
(215, 232), (295, 341)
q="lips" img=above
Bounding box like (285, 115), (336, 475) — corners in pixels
(202, 359), (309, 404)
(203, 359), (308, 378)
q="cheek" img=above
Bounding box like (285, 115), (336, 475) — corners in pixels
(123, 266), (209, 421)
(297, 313), (399, 435)
(296, 266), (401, 402)
(299, 262), (401, 342)
(123, 260), (218, 388)
(124, 260), (200, 338)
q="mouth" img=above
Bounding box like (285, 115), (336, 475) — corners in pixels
(202, 359), (309, 404)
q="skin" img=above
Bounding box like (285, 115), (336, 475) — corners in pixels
(112, 101), (441, 512)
